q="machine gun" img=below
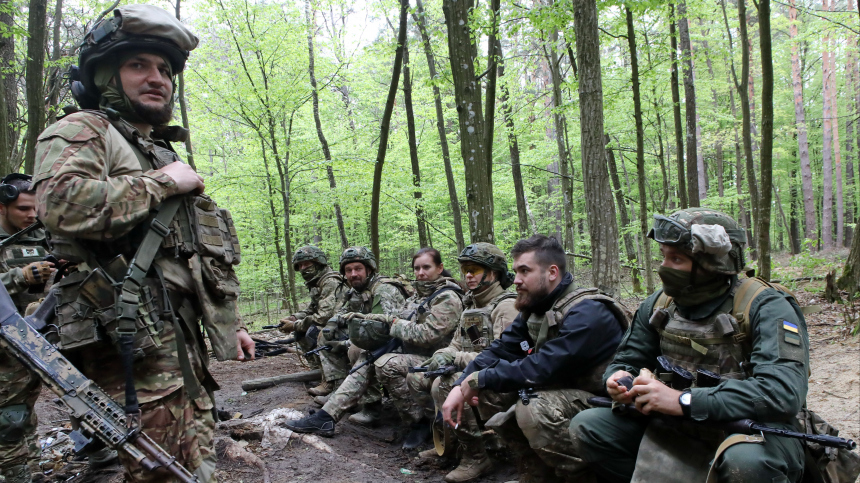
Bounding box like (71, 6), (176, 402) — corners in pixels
(348, 337), (402, 375)
(408, 365), (458, 379)
(0, 284), (198, 482)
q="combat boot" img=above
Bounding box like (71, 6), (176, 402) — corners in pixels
(1, 464), (31, 483)
(284, 409), (336, 437)
(308, 378), (339, 397)
(402, 418), (432, 450)
(313, 394), (330, 406)
(88, 446), (119, 468)
(347, 401), (382, 427)
(444, 440), (492, 482)
(418, 448), (439, 459)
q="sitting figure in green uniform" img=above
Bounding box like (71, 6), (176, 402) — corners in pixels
(570, 208), (809, 483)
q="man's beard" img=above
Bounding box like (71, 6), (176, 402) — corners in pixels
(515, 277), (550, 311)
(132, 99), (173, 126)
(349, 276), (370, 292)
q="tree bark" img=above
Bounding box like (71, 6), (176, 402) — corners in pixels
(369, 0), (408, 259)
(413, 0), (465, 251)
(757, 0), (773, 280)
(821, 0), (834, 250)
(0, 0), (12, 174)
(837, 216), (860, 294)
(737, 0), (759, 255)
(826, 0), (843, 247)
(402, 42), (429, 247)
(790, 166), (801, 254)
(851, 0), (860, 247)
(443, 0), (494, 243)
(24, 0), (48, 175)
(574, 0), (620, 295)
(259, 139), (290, 308)
(174, 0), (196, 170)
(306, 2), (348, 250)
(606, 134), (642, 293)
(625, 6), (654, 293)
(668, 4), (687, 209)
(46, 0), (62, 125)
(279, 114), (298, 311)
(483, 0), (500, 183)
(547, 27), (575, 255)
(676, 0), (699, 208)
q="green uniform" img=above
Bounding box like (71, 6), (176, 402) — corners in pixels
(0, 226), (47, 482)
(290, 267), (345, 370)
(570, 280), (809, 483)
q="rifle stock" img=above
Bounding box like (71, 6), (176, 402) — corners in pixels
(0, 283), (198, 482)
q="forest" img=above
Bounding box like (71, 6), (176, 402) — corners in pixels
(2, 0), (859, 316)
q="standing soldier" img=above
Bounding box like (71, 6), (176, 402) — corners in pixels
(570, 209), (809, 483)
(32, 5), (254, 482)
(286, 246), (407, 434)
(0, 174), (50, 483)
(277, 246), (346, 398)
(407, 243), (518, 481)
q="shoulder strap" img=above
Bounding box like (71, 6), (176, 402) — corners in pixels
(553, 287), (632, 332)
(732, 277), (773, 344)
(409, 285), (464, 319)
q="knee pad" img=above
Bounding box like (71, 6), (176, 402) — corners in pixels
(0, 404), (30, 444)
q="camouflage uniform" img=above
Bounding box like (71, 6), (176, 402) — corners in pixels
(374, 277), (463, 425)
(0, 225), (46, 481)
(31, 6), (237, 482)
(290, 265), (345, 371)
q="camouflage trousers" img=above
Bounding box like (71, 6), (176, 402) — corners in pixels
(375, 353), (428, 424)
(295, 331), (320, 370)
(321, 345), (381, 421)
(316, 331), (350, 382)
(117, 387), (217, 483)
(0, 351), (41, 475)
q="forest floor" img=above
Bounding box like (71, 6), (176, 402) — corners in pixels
(29, 252), (860, 483)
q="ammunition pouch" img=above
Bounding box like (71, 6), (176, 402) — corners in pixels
(0, 404), (30, 443)
(348, 317), (392, 351)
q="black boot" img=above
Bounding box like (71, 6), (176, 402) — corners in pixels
(402, 419), (432, 450)
(284, 409), (336, 437)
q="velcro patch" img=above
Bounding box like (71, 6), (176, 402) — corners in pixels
(782, 321), (798, 334)
(784, 333), (801, 346)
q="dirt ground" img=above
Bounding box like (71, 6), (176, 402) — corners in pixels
(28, 286), (860, 483)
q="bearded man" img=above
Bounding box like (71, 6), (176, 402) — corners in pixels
(441, 235), (628, 483)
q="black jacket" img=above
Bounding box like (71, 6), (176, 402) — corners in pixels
(456, 277), (623, 393)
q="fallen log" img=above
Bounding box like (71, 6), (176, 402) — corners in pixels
(241, 369), (322, 391)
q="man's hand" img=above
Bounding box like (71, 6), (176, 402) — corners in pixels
(328, 340), (349, 355)
(278, 317), (296, 333)
(22, 261), (55, 285)
(159, 162), (204, 195)
(607, 370), (635, 403)
(236, 329), (255, 361)
(423, 352), (455, 371)
(362, 313), (393, 323)
(626, 377), (683, 416)
(442, 386), (467, 428)
(459, 374), (480, 407)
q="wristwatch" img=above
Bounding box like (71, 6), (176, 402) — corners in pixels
(679, 389), (692, 418)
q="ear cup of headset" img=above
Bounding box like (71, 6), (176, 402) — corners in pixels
(0, 184), (19, 205)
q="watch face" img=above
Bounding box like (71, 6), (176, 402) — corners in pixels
(680, 392), (692, 405)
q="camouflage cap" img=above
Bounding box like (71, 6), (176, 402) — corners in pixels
(457, 243), (508, 274)
(648, 208), (747, 275)
(339, 246), (377, 274)
(292, 246), (328, 269)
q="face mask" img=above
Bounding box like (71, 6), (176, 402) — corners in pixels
(657, 265), (730, 306)
(414, 280), (436, 297)
(300, 266), (319, 281)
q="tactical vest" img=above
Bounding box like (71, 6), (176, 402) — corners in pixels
(0, 232), (49, 312)
(345, 275), (409, 314)
(526, 287), (631, 394)
(306, 270), (345, 315)
(650, 277), (806, 384)
(457, 291), (516, 353)
(398, 282), (464, 356)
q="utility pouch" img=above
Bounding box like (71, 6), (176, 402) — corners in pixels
(190, 255), (238, 361)
(189, 195), (241, 266)
(0, 404), (30, 443)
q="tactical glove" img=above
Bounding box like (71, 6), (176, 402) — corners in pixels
(278, 317), (297, 333)
(328, 339), (350, 355)
(23, 261), (53, 286)
(422, 352), (455, 371)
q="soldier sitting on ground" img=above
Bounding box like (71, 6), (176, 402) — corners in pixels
(408, 243), (518, 482)
(442, 235), (628, 483)
(277, 246), (346, 398)
(570, 208), (809, 483)
(286, 246), (407, 434)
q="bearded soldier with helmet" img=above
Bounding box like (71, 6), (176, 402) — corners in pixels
(407, 242), (518, 482)
(570, 208), (809, 483)
(286, 246), (408, 434)
(278, 246), (346, 397)
(31, 5), (254, 482)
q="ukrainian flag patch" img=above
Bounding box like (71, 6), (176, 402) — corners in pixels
(783, 321), (799, 333)
(783, 321), (801, 346)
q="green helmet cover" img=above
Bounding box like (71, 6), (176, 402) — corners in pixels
(292, 245), (328, 270)
(339, 246), (377, 274)
(648, 208), (747, 275)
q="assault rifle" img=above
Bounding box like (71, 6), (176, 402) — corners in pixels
(253, 326), (320, 358)
(587, 396), (856, 450)
(349, 337), (402, 375)
(0, 285), (198, 482)
(408, 365), (458, 379)
(518, 388), (538, 406)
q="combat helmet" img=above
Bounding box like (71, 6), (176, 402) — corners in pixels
(648, 208), (747, 275)
(339, 246), (377, 275)
(292, 246), (328, 270)
(458, 243), (514, 289)
(70, 4), (199, 109)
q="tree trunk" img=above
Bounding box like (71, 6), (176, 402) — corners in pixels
(0, 0), (13, 171)
(483, 0), (500, 183)
(259, 140), (290, 308)
(369, 0), (408, 259)
(306, 2), (348, 250)
(790, 167), (802, 254)
(821, 0), (834, 250)
(413, 0), (465, 251)
(279, 114), (298, 311)
(46, 0), (62, 124)
(737, 0), (759, 255)
(547, 27), (575, 255)
(625, 6), (654, 293)
(606, 134), (642, 293)
(851, 0), (860, 247)
(24, 0), (48, 175)
(826, 0), (843, 247)
(443, 0), (494, 243)
(644, 27), (669, 212)
(402, 42), (429, 247)
(668, 4), (687, 209)
(757, 0), (773, 280)
(789, 0), (816, 245)
(174, 0), (195, 170)
(574, 0), (620, 295)
(837, 217), (860, 294)
(676, 0), (699, 208)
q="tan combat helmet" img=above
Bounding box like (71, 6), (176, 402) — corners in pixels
(457, 242), (514, 289)
(648, 208), (747, 275)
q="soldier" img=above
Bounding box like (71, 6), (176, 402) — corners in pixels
(570, 209), (809, 483)
(277, 246), (346, 397)
(442, 235), (627, 483)
(285, 246), (407, 435)
(31, 5), (255, 482)
(0, 174), (50, 483)
(407, 243), (518, 482)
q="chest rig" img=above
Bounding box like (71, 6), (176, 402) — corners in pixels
(306, 270), (344, 314)
(345, 276), (409, 314)
(526, 287), (631, 394)
(0, 232), (49, 311)
(457, 292), (515, 352)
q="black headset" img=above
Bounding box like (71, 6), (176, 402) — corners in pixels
(0, 173), (33, 205)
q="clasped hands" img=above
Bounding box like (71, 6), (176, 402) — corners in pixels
(606, 370), (683, 417)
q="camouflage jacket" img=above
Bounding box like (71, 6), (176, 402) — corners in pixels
(435, 282), (518, 368)
(389, 277), (463, 356)
(32, 111), (212, 408)
(293, 266), (345, 331)
(0, 225), (49, 311)
(339, 273), (407, 317)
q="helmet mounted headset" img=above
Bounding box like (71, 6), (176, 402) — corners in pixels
(0, 174), (33, 206)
